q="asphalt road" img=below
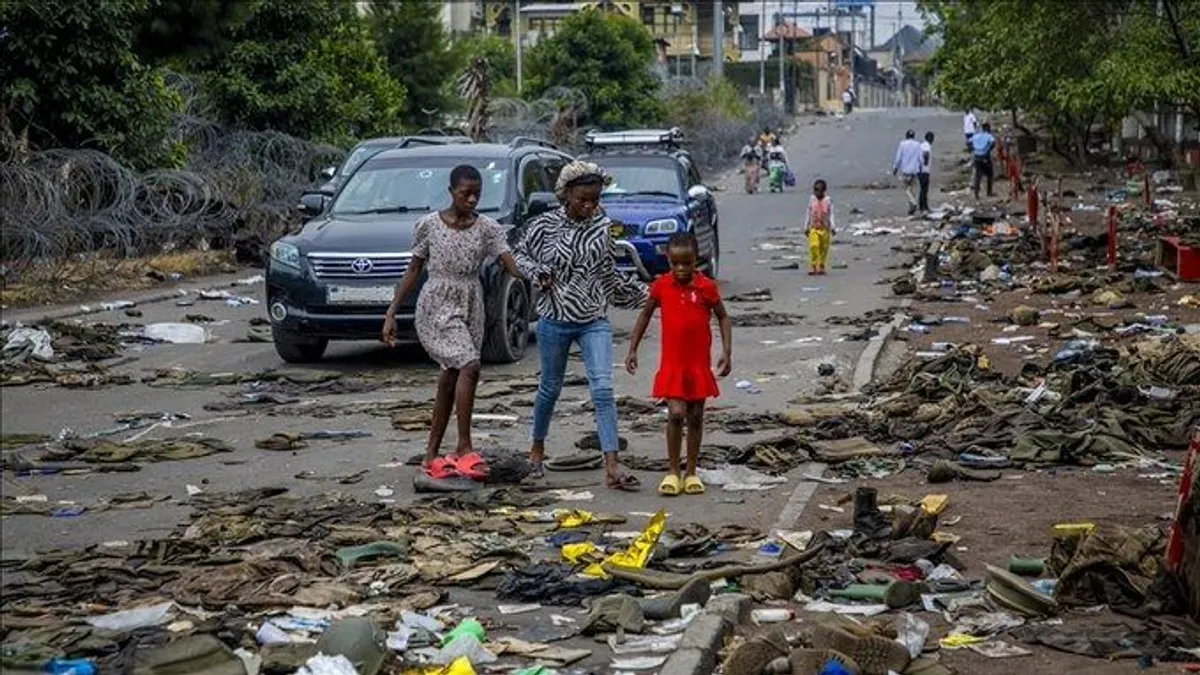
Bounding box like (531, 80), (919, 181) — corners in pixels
(1, 108), (965, 557)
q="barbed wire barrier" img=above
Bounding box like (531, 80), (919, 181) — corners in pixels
(2, 80), (780, 276)
(1, 114), (342, 272)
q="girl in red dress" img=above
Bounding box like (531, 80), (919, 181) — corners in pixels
(626, 233), (733, 496)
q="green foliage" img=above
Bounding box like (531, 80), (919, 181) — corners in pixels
(134, 0), (259, 65)
(665, 77), (751, 129)
(524, 10), (667, 129)
(1, 0), (181, 169)
(367, 0), (459, 127)
(451, 34), (518, 100)
(921, 0), (1200, 164)
(195, 0), (405, 145)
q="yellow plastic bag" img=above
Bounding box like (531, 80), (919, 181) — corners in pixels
(555, 509), (595, 529)
(920, 494), (949, 515)
(583, 510), (667, 579)
(561, 542), (600, 564)
(939, 633), (987, 649)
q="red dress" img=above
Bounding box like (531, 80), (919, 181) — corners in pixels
(650, 273), (721, 401)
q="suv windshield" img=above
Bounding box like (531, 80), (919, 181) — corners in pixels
(331, 158), (510, 215)
(339, 143), (397, 177)
(597, 160), (683, 199)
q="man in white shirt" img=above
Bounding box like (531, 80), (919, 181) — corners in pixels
(893, 130), (924, 215)
(842, 88), (854, 114)
(918, 131), (934, 213)
(963, 108), (978, 149)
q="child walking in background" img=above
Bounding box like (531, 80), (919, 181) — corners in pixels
(625, 233), (733, 497)
(805, 179), (836, 275)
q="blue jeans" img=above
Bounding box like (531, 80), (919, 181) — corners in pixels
(532, 317), (620, 454)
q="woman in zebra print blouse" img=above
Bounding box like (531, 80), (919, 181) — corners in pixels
(514, 161), (648, 491)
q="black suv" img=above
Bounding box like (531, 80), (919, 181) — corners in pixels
(267, 139), (572, 363)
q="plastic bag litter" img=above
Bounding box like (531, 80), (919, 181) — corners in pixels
(85, 601), (174, 631)
(296, 654), (358, 675)
(3, 327), (54, 361)
(895, 613), (930, 659)
(435, 634), (496, 665)
(697, 465), (787, 491)
(143, 323), (209, 344)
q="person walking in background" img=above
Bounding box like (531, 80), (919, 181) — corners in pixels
(963, 107), (978, 150)
(513, 161), (648, 492)
(918, 132), (934, 214)
(842, 87), (854, 114)
(893, 129), (924, 216)
(625, 233), (732, 497)
(971, 123), (997, 200)
(804, 179), (836, 275)
(739, 137), (761, 194)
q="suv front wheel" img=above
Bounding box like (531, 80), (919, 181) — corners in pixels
(273, 326), (329, 363)
(482, 274), (530, 363)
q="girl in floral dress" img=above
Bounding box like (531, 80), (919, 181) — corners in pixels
(383, 165), (525, 478)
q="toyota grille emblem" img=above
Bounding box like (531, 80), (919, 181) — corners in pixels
(351, 258), (374, 274)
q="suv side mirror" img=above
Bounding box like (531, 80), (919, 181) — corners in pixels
(524, 192), (558, 219)
(319, 166), (337, 181)
(298, 192), (329, 217)
(687, 184), (710, 201)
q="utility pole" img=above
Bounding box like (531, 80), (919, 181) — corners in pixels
(758, 0), (767, 94)
(713, 0), (724, 76)
(514, 0), (523, 94)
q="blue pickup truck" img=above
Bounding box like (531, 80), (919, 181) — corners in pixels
(581, 129), (720, 280)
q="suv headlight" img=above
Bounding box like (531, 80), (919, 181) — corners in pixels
(644, 218), (680, 235)
(270, 242), (300, 268)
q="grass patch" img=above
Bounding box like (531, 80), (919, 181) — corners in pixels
(1, 250), (238, 309)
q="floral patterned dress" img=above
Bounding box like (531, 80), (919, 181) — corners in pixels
(411, 211), (509, 369)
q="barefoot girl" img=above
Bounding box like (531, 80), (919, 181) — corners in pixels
(382, 164), (525, 478)
(625, 233), (733, 496)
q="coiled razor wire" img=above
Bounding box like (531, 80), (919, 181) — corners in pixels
(2, 81), (777, 270)
(1, 115), (343, 270)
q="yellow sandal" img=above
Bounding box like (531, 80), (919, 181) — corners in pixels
(683, 475), (706, 495)
(658, 474), (682, 496)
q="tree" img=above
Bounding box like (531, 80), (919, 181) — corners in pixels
(134, 0), (259, 65)
(194, 0), (405, 146)
(1, 0), (181, 169)
(451, 34), (518, 100)
(524, 10), (667, 129)
(367, 0), (459, 129)
(921, 0), (1128, 164)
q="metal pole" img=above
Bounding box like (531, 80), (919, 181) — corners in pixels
(514, 0), (523, 94)
(758, 0), (766, 94)
(713, 0), (724, 76)
(691, 7), (698, 78)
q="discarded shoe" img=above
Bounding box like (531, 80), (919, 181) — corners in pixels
(853, 487), (892, 540)
(811, 623), (910, 675)
(545, 452), (604, 472)
(984, 564), (1058, 617)
(722, 628), (790, 675)
(638, 576), (712, 620)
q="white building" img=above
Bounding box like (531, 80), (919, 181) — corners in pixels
(440, 0), (483, 35)
(736, 1), (918, 61)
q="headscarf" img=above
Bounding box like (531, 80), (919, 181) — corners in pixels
(554, 160), (612, 201)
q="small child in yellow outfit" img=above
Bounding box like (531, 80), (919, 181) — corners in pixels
(805, 179), (835, 275)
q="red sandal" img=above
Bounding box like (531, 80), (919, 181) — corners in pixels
(424, 457), (462, 480)
(453, 452), (490, 482)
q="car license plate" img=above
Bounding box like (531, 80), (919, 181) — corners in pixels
(327, 285), (393, 305)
